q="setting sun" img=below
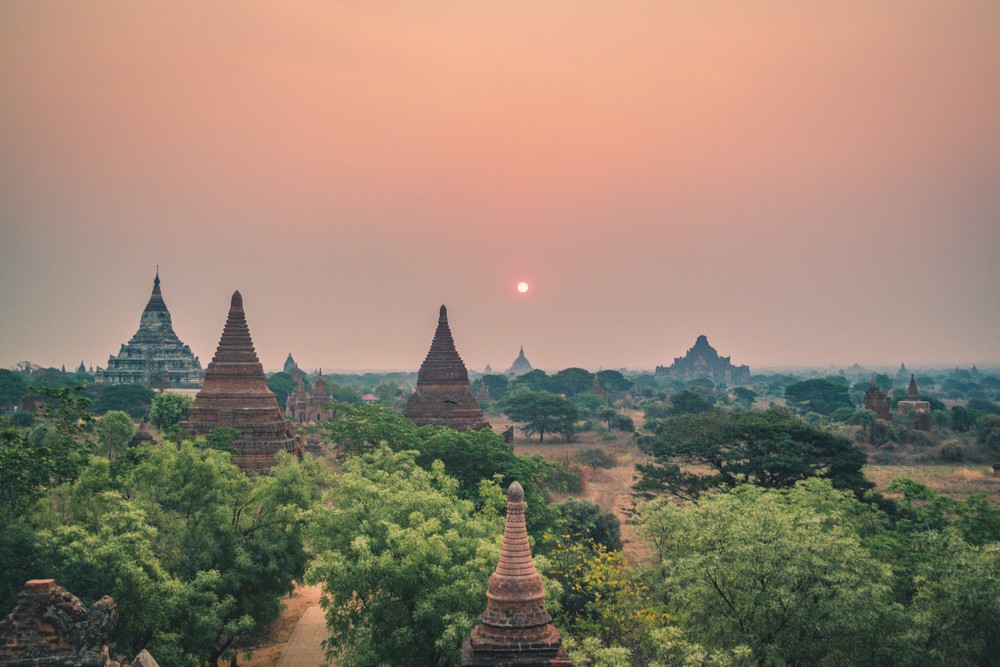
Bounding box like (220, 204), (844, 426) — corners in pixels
(517, 282), (529, 293)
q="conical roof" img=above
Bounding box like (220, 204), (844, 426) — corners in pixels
(463, 482), (570, 666)
(508, 345), (533, 375)
(404, 305), (490, 431)
(182, 291), (299, 473)
(907, 374), (920, 400)
(95, 269), (203, 388)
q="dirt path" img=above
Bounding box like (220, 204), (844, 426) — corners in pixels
(276, 602), (329, 667)
(241, 584), (325, 667)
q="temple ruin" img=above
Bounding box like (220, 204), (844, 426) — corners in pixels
(462, 482), (572, 666)
(863, 377), (892, 421)
(0, 579), (118, 667)
(656, 335), (750, 384)
(94, 270), (204, 389)
(404, 305), (490, 431)
(180, 291), (300, 473)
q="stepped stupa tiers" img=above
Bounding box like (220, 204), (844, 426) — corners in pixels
(181, 291), (300, 473)
(507, 346), (533, 376)
(404, 305), (490, 431)
(95, 270), (204, 388)
(462, 482), (572, 666)
(656, 335), (750, 384)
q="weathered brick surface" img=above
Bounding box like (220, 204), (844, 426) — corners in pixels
(0, 579), (118, 666)
(462, 483), (571, 666)
(181, 291), (301, 473)
(405, 306), (490, 432)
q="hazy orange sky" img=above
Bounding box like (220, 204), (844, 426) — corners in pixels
(2, 1), (998, 372)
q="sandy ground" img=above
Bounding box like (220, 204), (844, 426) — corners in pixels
(240, 584), (324, 667)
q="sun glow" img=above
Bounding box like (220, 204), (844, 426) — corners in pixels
(517, 282), (529, 293)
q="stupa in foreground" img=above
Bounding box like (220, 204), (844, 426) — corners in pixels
(463, 481), (572, 666)
(404, 305), (490, 431)
(181, 291), (299, 473)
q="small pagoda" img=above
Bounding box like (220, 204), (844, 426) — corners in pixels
(181, 291), (300, 473)
(404, 305), (490, 431)
(95, 269), (204, 388)
(462, 482), (572, 666)
(897, 374), (931, 430)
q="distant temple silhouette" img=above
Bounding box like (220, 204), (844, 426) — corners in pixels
(656, 335), (750, 384)
(404, 305), (490, 431)
(507, 345), (533, 376)
(95, 269), (204, 388)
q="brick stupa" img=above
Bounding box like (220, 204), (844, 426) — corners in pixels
(404, 305), (490, 431)
(463, 482), (572, 666)
(181, 291), (299, 473)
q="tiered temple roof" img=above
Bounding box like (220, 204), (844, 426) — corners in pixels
(95, 270), (204, 388)
(404, 305), (490, 431)
(181, 291), (300, 473)
(655, 335), (750, 384)
(462, 482), (571, 666)
(508, 346), (533, 376)
(283, 353), (298, 374)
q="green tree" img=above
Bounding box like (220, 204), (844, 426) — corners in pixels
(149, 391), (194, 431)
(307, 446), (510, 666)
(0, 386), (95, 516)
(784, 377), (853, 416)
(94, 410), (135, 460)
(479, 374), (511, 401)
(513, 369), (551, 392)
(666, 390), (714, 416)
(265, 371), (297, 409)
(636, 408), (871, 500)
(950, 405), (973, 432)
(975, 414), (1000, 459)
(595, 370), (633, 399)
(503, 391), (579, 443)
(0, 369), (28, 408)
(554, 498), (621, 551)
(550, 367), (595, 396)
(91, 384), (155, 418)
(637, 481), (905, 665)
(731, 386), (757, 407)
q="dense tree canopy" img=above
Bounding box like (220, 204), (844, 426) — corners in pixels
(307, 446), (510, 667)
(637, 481), (903, 665)
(503, 391), (579, 443)
(149, 392), (194, 431)
(91, 384), (155, 418)
(784, 377), (853, 416)
(636, 408), (871, 500)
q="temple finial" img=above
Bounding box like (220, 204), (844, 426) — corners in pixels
(231, 290), (243, 308)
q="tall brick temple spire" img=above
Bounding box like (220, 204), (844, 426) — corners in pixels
(463, 482), (571, 666)
(181, 291), (299, 473)
(404, 305), (490, 431)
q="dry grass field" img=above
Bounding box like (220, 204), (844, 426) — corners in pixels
(864, 464), (1000, 502)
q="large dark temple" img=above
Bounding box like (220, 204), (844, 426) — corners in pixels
(656, 334), (750, 384)
(404, 305), (490, 431)
(181, 291), (299, 473)
(463, 482), (572, 666)
(95, 270), (204, 388)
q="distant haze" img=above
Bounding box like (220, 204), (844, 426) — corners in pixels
(1, 2), (998, 372)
